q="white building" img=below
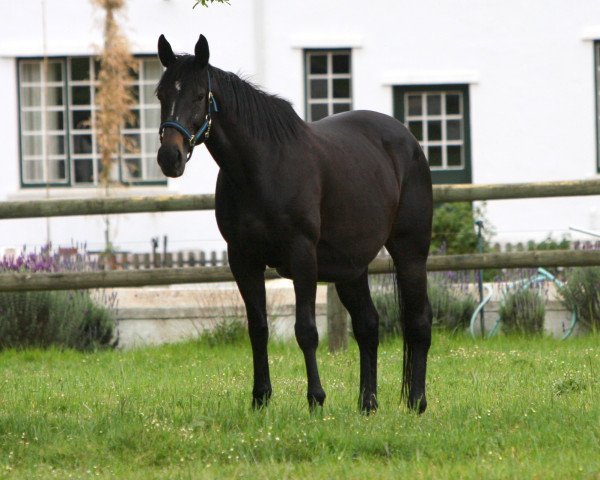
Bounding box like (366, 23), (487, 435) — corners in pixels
(1, 0), (599, 255)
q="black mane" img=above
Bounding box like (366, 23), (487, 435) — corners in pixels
(210, 66), (306, 142)
(157, 55), (306, 143)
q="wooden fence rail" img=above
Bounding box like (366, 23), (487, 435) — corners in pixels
(2, 249), (600, 293)
(2, 178), (600, 220)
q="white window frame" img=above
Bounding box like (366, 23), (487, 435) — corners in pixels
(404, 90), (465, 170)
(17, 56), (164, 187)
(305, 49), (352, 121)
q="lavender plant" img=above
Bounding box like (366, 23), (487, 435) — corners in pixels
(498, 281), (546, 336)
(558, 267), (600, 331)
(0, 245), (117, 350)
(370, 270), (477, 340)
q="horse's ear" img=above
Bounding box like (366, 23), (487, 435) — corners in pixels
(194, 34), (210, 68)
(158, 34), (176, 68)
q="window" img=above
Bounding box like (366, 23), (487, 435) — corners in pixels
(394, 85), (472, 184)
(18, 56), (164, 187)
(305, 50), (352, 121)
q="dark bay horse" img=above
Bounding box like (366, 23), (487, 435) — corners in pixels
(156, 34), (433, 413)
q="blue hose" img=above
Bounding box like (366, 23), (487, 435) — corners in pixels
(468, 267), (577, 339)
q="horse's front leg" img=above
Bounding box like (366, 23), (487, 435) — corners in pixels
(289, 237), (326, 411)
(228, 247), (271, 409)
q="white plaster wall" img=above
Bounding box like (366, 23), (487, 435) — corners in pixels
(263, 0), (600, 242)
(1, 0), (600, 252)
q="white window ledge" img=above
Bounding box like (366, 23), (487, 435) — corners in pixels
(381, 70), (480, 86)
(290, 35), (364, 49)
(582, 26), (600, 40)
(8, 185), (170, 202)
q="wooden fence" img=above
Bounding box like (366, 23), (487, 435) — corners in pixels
(1, 178), (600, 220)
(2, 178), (600, 349)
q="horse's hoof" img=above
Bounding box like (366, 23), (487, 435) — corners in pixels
(360, 394), (378, 415)
(408, 395), (427, 414)
(307, 389), (326, 411)
(252, 390), (272, 410)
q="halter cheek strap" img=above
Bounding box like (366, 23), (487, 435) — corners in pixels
(158, 70), (219, 159)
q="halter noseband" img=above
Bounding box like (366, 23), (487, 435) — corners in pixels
(158, 70), (219, 159)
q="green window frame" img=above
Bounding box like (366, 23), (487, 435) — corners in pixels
(393, 84), (472, 184)
(17, 55), (166, 188)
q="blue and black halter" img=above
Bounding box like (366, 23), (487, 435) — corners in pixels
(158, 70), (219, 159)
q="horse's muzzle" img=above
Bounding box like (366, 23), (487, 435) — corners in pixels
(157, 143), (186, 178)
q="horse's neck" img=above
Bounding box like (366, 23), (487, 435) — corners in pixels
(205, 116), (271, 188)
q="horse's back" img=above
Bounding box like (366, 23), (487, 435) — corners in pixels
(306, 110), (430, 278)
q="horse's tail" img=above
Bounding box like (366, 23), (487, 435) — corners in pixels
(392, 263), (411, 402)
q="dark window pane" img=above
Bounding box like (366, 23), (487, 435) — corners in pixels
(309, 55), (327, 74)
(22, 86), (41, 107)
(70, 58), (90, 81)
(74, 158), (94, 183)
(310, 79), (327, 99)
(124, 158), (142, 179)
(22, 111), (42, 131)
(143, 59), (162, 80)
(123, 134), (141, 154)
(428, 146), (442, 167)
(428, 120), (442, 141)
(47, 111), (64, 130)
(93, 59), (101, 79)
(447, 145), (463, 166)
(144, 133), (160, 153)
(21, 63), (41, 82)
(130, 85), (139, 102)
(23, 135), (43, 156)
(48, 159), (66, 181)
(73, 134), (92, 154)
(310, 104), (328, 121)
(333, 103), (351, 114)
(407, 95), (422, 116)
(23, 160), (43, 182)
(447, 120), (461, 140)
(47, 87), (64, 106)
(144, 108), (160, 128)
(143, 85), (158, 105)
(47, 62), (63, 82)
(128, 65), (140, 81)
(332, 54), (350, 73)
(71, 86), (91, 105)
(72, 110), (91, 129)
(47, 135), (65, 155)
(427, 94), (441, 115)
(446, 94), (461, 114)
(408, 121), (423, 141)
(125, 109), (140, 129)
(333, 79), (350, 98)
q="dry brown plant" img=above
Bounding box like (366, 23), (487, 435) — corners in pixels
(91, 0), (137, 187)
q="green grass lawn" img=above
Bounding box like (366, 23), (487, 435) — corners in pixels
(0, 333), (599, 479)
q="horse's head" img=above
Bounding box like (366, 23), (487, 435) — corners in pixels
(156, 34), (212, 178)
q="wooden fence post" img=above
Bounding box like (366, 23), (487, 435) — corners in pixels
(327, 284), (348, 352)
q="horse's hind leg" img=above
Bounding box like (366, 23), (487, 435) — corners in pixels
(335, 270), (379, 413)
(386, 234), (432, 413)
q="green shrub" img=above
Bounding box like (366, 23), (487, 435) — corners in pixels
(370, 272), (477, 340)
(499, 287), (545, 335)
(431, 202), (493, 255)
(371, 285), (402, 341)
(428, 275), (477, 332)
(558, 267), (600, 331)
(0, 290), (116, 351)
(201, 318), (247, 347)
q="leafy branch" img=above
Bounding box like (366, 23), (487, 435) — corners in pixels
(193, 0), (230, 8)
